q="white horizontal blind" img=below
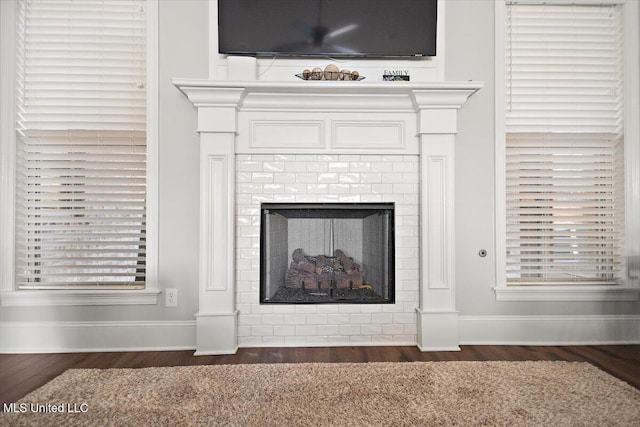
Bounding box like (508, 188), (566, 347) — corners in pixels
(505, 3), (625, 285)
(15, 0), (147, 289)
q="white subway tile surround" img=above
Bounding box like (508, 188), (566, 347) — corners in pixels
(236, 154), (419, 346)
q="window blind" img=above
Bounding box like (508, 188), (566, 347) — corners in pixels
(504, 3), (625, 285)
(15, 0), (147, 289)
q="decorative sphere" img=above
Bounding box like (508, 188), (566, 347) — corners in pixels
(310, 67), (323, 80)
(340, 69), (351, 81)
(302, 69), (311, 79)
(324, 64), (339, 80)
(351, 70), (359, 80)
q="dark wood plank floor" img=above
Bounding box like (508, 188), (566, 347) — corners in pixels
(1, 345), (638, 404)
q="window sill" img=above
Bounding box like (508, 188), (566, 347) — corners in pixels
(0, 289), (161, 306)
(493, 285), (640, 302)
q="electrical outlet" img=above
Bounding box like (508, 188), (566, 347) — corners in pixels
(165, 288), (178, 307)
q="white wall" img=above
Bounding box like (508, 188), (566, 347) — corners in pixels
(1, 0), (637, 352)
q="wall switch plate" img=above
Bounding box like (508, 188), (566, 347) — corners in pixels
(165, 288), (178, 307)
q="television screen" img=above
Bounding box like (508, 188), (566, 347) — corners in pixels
(218, 0), (437, 58)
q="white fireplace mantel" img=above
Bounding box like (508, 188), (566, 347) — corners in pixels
(173, 79), (481, 108)
(173, 78), (482, 355)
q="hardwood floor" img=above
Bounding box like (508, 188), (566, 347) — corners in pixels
(1, 345), (638, 404)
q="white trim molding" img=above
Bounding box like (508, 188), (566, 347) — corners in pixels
(0, 0), (17, 305)
(460, 315), (640, 345)
(0, 320), (196, 354)
(0, 290), (161, 307)
(494, 286), (640, 302)
(144, 0), (160, 297)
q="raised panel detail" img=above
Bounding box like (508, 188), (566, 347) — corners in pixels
(206, 154), (229, 291)
(332, 121), (405, 149)
(250, 121), (324, 149)
(427, 156), (448, 290)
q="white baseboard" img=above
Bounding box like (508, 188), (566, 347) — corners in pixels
(2, 315), (637, 353)
(238, 340), (417, 349)
(459, 315), (640, 345)
(416, 309), (460, 351)
(0, 320), (196, 353)
(195, 312), (238, 355)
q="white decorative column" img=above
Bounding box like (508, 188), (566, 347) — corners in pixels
(186, 87), (244, 355)
(413, 89), (477, 351)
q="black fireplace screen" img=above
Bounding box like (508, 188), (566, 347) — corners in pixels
(260, 203), (395, 304)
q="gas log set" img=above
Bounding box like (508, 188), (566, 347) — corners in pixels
(285, 248), (365, 290)
(267, 246), (390, 303)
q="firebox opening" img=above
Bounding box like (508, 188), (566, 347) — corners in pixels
(260, 203), (395, 304)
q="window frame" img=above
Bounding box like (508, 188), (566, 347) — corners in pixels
(493, 0), (640, 301)
(0, 0), (159, 306)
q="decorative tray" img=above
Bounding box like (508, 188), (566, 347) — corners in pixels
(295, 73), (365, 81)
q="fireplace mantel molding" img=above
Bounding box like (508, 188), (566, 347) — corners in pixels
(173, 78), (482, 355)
(173, 79), (481, 108)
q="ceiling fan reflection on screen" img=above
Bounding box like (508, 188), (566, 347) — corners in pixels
(274, 1), (359, 55)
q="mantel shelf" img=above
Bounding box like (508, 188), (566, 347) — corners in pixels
(172, 78), (483, 112)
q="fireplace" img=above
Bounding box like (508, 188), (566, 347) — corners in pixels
(173, 79), (482, 354)
(260, 203), (395, 304)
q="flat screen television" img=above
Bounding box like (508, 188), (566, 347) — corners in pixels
(218, 0), (437, 58)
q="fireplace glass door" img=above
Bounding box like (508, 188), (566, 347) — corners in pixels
(260, 203), (394, 304)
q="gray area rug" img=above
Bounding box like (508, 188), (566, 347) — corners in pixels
(2, 361), (639, 426)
